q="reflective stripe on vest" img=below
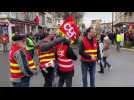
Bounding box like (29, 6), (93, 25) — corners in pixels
(24, 49), (36, 70)
(10, 78), (21, 82)
(58, 58), (72, 62)
(84, 50), (97, 56)
(38, 49), (55, 69)
(9, 55), (36, 82)
(40, 58), (55, 63)
(59, 63), (74, 68)
(10, 63), (22, 74)
(84, 50), (97, 58)
(84, 50), (97, 53)
(28, 59), (36, 70)
(29, 60), (34, 64)
(85, 50), (97, 53)
(58, 58), (74, 68)
(9, 44), (26, 82)
(58, 58), (74, 72)
(10, 74), (24, 82)
(10, 69), (22, 73)
(39, 53), (55, 58)
(10, 63), (20, 67)
(56, 44), (74, 72)
(81, 36), (97, 62)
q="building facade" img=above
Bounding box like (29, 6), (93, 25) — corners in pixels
(0, 12), (45, 51)
(0, 12), (40, 41)
(0, 12), (83, 51)
(101, 22), (112, 33)
(113, 12), (134, 32)
(90, 19), (102, 33)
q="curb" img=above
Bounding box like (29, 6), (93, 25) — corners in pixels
(121, 48), (134, 52)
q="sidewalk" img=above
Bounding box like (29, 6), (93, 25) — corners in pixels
(111, 45), (134, 53)
(121, 47), (134, 52)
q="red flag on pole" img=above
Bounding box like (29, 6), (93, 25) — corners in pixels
(59, 16), (80, 44)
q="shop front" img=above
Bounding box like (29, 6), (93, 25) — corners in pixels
(0, 19), (10, 51)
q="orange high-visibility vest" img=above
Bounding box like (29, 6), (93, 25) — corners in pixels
(56, 43), (74, 72)
(80, 36), (98, 62)
(9, 44), (36, 82)
(38, 48), (55, 70)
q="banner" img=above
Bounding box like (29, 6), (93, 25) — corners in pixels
(59, 16), (80, 44)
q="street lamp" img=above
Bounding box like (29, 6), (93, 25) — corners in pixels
(104, 20), (106, 33)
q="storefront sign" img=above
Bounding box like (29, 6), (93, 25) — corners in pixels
(128, 24), (134, 29)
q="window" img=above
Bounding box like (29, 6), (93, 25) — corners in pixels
(11, 27), (15, 33)
(42, 15), (45, 25)
(58, 19), (60, 23)
(15, 23), (25, 34)
(9, 12), (17, 19)
(47, 17), (52, 23)
(28, 12), (33, 21)
(129, 12), (132, 16)
(0, 25), (8, 34)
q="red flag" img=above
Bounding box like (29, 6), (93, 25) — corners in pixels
(59, 16), (80, 43)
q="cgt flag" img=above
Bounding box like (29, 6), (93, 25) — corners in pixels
(59, 16), (80, 44)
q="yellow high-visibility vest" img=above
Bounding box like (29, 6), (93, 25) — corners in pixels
(116, 34), (122, 42)
(26, 37), (35, 50)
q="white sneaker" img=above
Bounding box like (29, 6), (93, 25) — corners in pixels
(108, 65), (112, 72)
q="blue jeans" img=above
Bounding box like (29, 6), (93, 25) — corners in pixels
(81, 61), (96, 87)
(12, 76), (30, 87)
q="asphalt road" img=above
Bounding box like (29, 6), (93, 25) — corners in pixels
(1, 46), (134, 87)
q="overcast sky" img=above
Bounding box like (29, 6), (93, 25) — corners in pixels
(82, 12), (112, 28)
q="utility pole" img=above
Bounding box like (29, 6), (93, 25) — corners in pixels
(112, 12), (114, 34)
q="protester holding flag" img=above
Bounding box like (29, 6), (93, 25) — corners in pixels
(55, 38), (77, 87)
(54, 16), (79, 87)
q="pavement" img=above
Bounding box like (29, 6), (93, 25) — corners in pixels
(121, 47), (134, 52)
(1, 46), (134, 87)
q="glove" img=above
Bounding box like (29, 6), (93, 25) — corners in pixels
(42, 68), (48, 74)
(45, 60), (54, 68)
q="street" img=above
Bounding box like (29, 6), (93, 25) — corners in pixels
(1, 46), (134, 87)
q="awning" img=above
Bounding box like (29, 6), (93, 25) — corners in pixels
(114, 22), (134, 27)
(9, 19), (36, 26)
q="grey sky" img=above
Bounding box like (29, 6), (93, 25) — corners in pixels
(82, 12), (112, 28)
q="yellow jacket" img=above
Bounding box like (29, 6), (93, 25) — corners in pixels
(116, 34), (122, 42)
